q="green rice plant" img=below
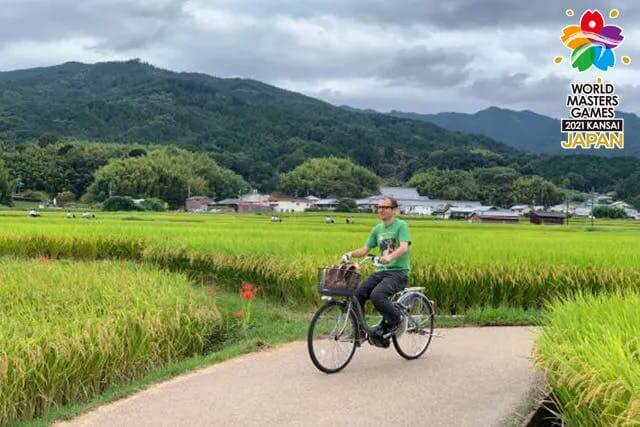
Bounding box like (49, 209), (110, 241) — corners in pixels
(0, 259), (223, 425)
(0, 235), (144, 260)
(535, 292), (640, 426)
(3, 212), (640, 311)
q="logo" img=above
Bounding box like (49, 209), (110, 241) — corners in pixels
(560, 9), (624, 71)
(556, 9), (631, 150)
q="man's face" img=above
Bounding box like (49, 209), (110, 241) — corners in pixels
(377, 199), (396, 221)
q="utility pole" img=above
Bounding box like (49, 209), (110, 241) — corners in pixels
(590, 187), (595, 227)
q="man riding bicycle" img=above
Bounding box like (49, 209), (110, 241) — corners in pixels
(342, 196), (411, 346)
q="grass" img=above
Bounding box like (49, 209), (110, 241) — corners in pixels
(535, 292), (640, 426)
(0, 259), (224, 426)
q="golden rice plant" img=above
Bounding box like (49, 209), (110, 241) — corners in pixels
(3, 232), (640, 311)
(535, 292), (640, 426)
(0, 259), (222, 425)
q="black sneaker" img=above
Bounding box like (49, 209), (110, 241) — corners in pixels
(370, 330), (390, 348)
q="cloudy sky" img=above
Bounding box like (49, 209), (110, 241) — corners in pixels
(1, 0), (639, 117)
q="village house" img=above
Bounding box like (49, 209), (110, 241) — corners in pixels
(470, 210), (520, 224)
(510, 205), (544, 216)
(312, 198), (339, 211)
(530, 211), (568, 225)
(185, 196), (216, 212)
(269, 194), (311, 212)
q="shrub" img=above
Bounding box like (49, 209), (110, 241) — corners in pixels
(593, 205), (627, 219)
(335, 198), (357, 212)
(102, 196), (139, 211)
(138, 197), (166, 212)
(20, 189), (49, 202)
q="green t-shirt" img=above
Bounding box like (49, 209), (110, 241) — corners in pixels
(365, 218), (411, 272)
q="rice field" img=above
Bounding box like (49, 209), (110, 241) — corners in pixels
(2, 211), (640, 310)
(2, 210), (640, 424)
(0, 258), (223, 425)
(2, 210), (640, 268)
(535, 292), (640, 426)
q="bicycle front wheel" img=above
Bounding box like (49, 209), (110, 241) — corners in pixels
(307, 301), (358, 374)
(392, 293), (434, 360)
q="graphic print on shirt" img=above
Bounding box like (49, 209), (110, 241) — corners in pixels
(378, 233), (398, 257)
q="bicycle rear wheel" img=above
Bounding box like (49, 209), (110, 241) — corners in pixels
(307, 301), (358, 374)
(392, 293), (434, 360)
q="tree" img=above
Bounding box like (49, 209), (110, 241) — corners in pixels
(279, 157), (380, 198)
(336, 198), (357, 212)
(88, 157), (157, 201)
(562, 172), (587, 192)
(0, 160), (13, 206)
(87, 148), (250, 208)
(593, 205), (627, 219)
(511, 175), (563, 207)
(473, 167), (520, 207)
(407, 169), (480, 200)
(57, 191), (76, 206)
(616, 171), (640, 201)
(102, 196), (138, 211)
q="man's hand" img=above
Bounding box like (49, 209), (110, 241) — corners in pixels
(379, 254), (392, 265)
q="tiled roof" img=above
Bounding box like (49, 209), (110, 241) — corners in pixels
(379, 187), (422, 200)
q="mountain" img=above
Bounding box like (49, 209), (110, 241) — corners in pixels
(388, 107), (640, 156)
(0, 60), (527, 190)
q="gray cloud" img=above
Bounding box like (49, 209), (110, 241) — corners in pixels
(380, 47), (472, 87)
(0, 0), (638, 117)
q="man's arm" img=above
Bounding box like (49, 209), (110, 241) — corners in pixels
(349, 246), (370, 258)
(379, 241), (409, 264)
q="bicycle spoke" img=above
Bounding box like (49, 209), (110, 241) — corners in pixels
(309, 303), (357, 372)
(393, 294), (434, 359)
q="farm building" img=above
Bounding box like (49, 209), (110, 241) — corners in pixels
(446, 206), (476, 220)
(312, 198), (339, 211)
(446, 205), (496, 219)
(511, 205), (544, 216)
(530, 212), (567, 225)
(210, 199), (272, 213)
(186, 196), (216, 212)
(269, 196), (311, 212)
(470, 210), (520, 224)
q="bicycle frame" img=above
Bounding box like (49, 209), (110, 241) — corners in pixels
(322, 287), (430, 339)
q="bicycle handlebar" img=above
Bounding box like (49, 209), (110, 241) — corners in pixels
(357, 254), (381, 267)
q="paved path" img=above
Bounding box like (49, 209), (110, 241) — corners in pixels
(58, 327), (541, 427)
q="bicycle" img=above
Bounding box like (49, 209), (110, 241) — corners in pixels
(307, 255), (436, 374)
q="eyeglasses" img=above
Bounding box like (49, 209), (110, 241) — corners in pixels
(377, 205), (395, 210)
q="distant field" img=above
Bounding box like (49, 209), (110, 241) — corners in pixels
(1, 210), (640, 268)
(2, 210), (640, 312)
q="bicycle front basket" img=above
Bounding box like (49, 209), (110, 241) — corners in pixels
(317, 265), (361, 296)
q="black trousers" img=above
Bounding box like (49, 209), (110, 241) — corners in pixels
(354, 271), (408, 327)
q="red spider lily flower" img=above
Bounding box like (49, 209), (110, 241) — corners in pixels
(233, 310), (244, 319)
(240, 283), (256, 301)
(580, 10), (604, 35)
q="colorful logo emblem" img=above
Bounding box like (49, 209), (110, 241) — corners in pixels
(561, 9), (624, 71)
